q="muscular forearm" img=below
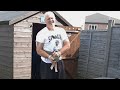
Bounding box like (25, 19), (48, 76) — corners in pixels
(36, 42), (50, 58)
(36, 49), (49, 58)
(60, 44), (70, 55)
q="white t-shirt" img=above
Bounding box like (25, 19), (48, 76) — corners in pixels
(36, 27), (69, 63)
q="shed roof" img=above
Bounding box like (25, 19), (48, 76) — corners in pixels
(85, 13), (120, 24)
(0, 11), (72, 26)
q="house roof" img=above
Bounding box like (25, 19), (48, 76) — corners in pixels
(0, 11), (72, 26)
(53, 11), (72, 26)
(85, 13), (120, 24)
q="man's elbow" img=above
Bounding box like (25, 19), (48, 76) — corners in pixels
(36, 48), (39, 55)
(36, 47), (42, 55)
(67, 44), (70, 50)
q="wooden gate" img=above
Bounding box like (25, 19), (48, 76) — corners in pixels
(61, 26), (80, 79)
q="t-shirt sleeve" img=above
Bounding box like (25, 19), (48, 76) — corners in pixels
(36, 31), (45, 43)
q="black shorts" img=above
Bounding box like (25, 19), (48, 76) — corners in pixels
(40, 60), (66, 79)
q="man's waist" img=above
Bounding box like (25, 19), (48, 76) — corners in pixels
(45, 50), (53, 55)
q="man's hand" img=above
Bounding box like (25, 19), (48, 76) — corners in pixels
(48, 55), (58, 72)
(48, 55), (56, 63)
(52, 51), (61, 58)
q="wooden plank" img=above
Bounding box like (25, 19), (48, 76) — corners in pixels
(0, 60), (12, 67)
(14, 21), (32, 27)
(14, 42), (32, 48)
(0, 46), (13, 52)
(65, 32), (80, 57)
(0, 36), (13, 42)
(0, 50), (13, 57)
(14, 37), (32, 42)
(0, 31), (13, 37)
(14, 68), (31, 73)
(14, 63), (31, 68)
(0, 25), (13, 32)
(13, 66), (31, 79)
(14, 27), (32, 33)
(14, 32), (32, 38)
(27, 17), (41, 23)
(0, 73), (12, 79)
(13, 76), (31, 79)
(0, 64), (13, 72)
(14, 57), (31, 65)
(0, 31), (9, 37)
(0, 64), (13, 79)
(0, 41), (13, 47)
(14, 52), (31, 58)
(14, 47), (31, 53)
(0, 56), (13, 63)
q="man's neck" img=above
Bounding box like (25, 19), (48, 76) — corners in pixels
(47, 25), (55, 31)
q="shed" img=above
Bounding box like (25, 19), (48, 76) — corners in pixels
(0, 11), (73, 79)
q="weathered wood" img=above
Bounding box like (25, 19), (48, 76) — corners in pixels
(14, 47), (31, 53)
(0, 36), (13, 42)
(0, 41), (13, 48)
(63, 31), (80, 79)
(0, 50), (13, 57)
(14, 52), (31, 58)
(14, 27), (32, 33)
(63, 32), (80, 58)
(14, 37), (32, 42)
(14, 21), (32, 27)
(0, 46), (13, 52)
(14, 42), (32, 48)
(14, 32), (32, 38)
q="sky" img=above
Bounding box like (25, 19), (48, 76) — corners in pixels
(57, 11), (120, 29)
(1, 11), (120, 29)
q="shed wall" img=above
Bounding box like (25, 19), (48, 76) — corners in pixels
(0, 25), (14, 79)
(13, 13), (44, 79)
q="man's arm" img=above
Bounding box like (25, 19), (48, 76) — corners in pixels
(36, 42), (49, 58)
(59, 40), (70, 55)
(36, 42), (55, 62)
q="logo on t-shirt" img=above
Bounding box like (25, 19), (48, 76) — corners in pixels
(48, 34), (62, 42)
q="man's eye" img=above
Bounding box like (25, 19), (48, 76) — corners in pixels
(48, 18), (53, 20)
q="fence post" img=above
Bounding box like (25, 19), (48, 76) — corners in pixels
(86, 31), (92, 78)
(104, 20), (114, 77)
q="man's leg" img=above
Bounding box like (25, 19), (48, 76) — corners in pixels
(40, 60), (58, 79)
(58, 60), (66, 79)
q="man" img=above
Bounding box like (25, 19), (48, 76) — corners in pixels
(36, 11), (70, 79)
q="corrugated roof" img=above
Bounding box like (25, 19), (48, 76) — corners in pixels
(85, 13), (120, 24)
(0, 11), (72, 26)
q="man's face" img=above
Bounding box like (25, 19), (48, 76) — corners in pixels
(45, 15), (55, 25)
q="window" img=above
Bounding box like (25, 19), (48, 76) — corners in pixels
(40, 16), (45, 23)
(88, 24), (98, 30)
(106, 25), (108, 29)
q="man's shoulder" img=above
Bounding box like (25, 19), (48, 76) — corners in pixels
(38, 27), (47, 33)
(55, 27), (65, 31)
(36, 27), (47, 36)
(55, 27), (63, 29)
